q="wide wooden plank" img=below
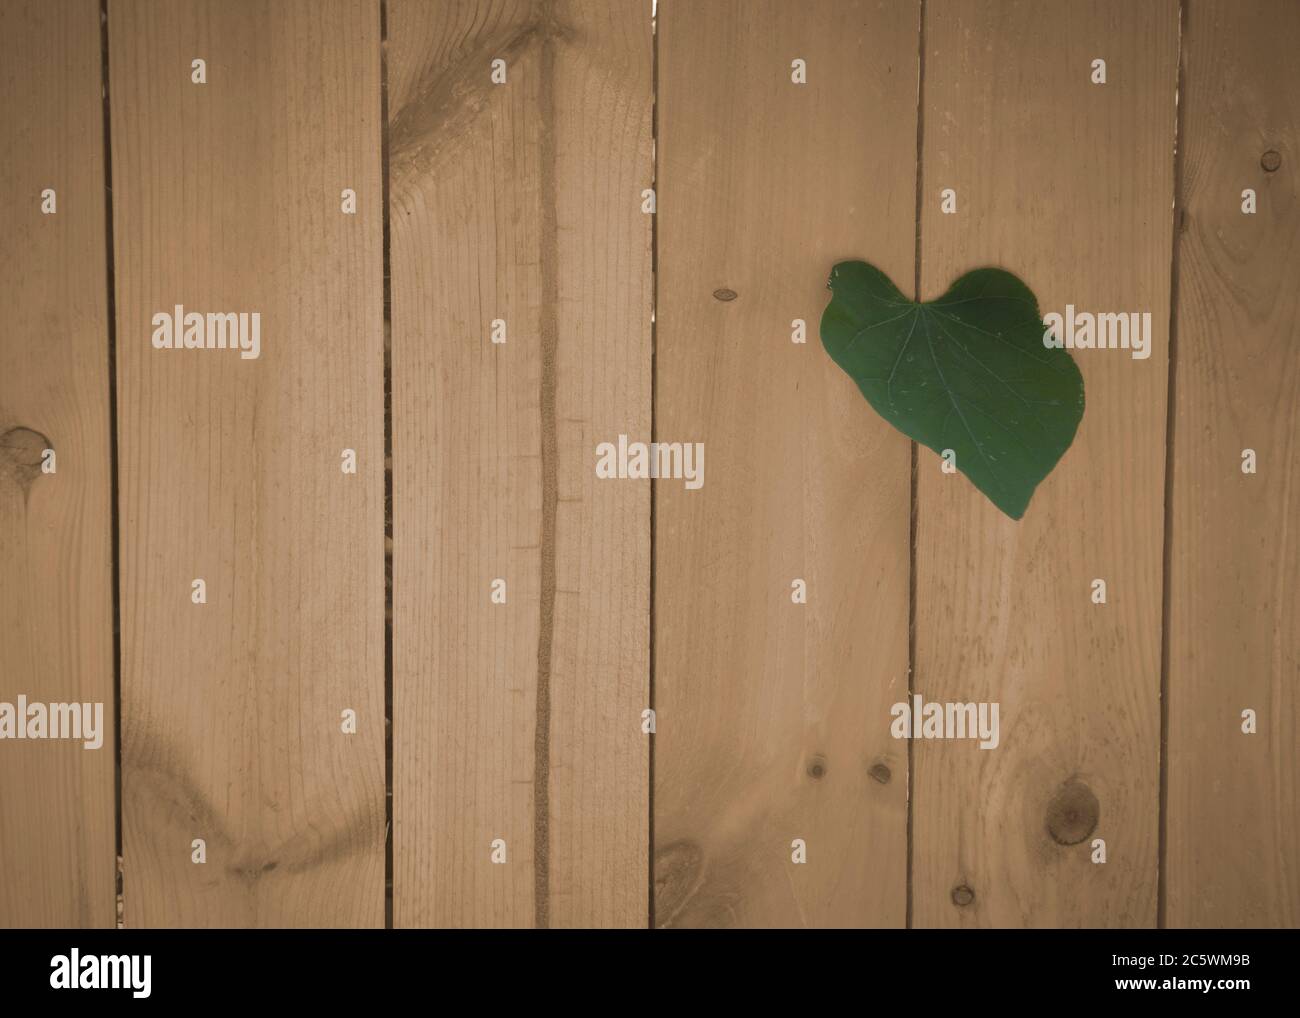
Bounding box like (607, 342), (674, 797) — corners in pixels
(0, 0), (115, 929)
(654, 0), (917, 928)
(912, 0), (1177, 927)
(110, 0), (385, 927)
(1166, 0), (1300, 928)
(389, 0), (652, 928)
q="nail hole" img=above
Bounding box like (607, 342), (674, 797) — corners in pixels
(1045, 779), (1101, 846)
(806, 754), (827, 780)
(868, 762), (892, 784)
(712, 288), (737, 302)
(951, 884), (975, 907)
(1261, 150), (1282, 173)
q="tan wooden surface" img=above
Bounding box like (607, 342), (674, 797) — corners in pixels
(653, 0), (917, 928)
(110, 0), (385, 927)
(0, 0), (116, 928)
(389, 0), (652, 928)
(1165, 0), (1300, 929)
(2, 0), (1296, 932)
(912, 0), (1178, 927)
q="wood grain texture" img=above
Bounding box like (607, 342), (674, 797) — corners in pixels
(389, 0), (652, 928)
(1165, 0), (1300, 928)
(110, 0), (385, 927)
(0, 0), (115, 929)
(912, 0), (1177, 927)
(653, 0), (917, 928)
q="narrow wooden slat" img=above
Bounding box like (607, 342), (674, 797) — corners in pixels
(912, 0), (1177, 927)
(0, 0), (115, 929)
(389, 0), (652, 928)
(110, 0), (385, 927)
(1166, 0), (1300, 928)
(654, 0), (917, 928)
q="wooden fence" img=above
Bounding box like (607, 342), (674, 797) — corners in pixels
(1, 0), (1295, 929)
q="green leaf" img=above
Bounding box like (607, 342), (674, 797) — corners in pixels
(820, 261), (1084, 520)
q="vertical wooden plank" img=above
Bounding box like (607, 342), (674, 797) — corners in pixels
(654, 0), (917, 928)
(913, 0), (1177, 927)
(389, 0), (652, 928)
(541, 1), (652, 929)
(1166, 0), (1300, 928)
(0, 0), (115, 928)
(110, 0), (385, 926)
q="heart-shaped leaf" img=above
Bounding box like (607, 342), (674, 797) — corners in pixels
(821, 261), (1084, 520)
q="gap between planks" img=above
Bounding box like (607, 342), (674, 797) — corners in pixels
(1156, 0), (1188, 932)
(99, 0), (125, 932)
(379, 0), (395, 933)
